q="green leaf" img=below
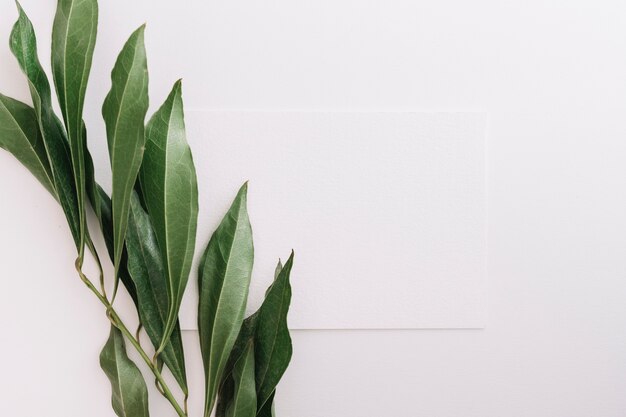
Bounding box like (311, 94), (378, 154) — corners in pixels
(218, 257), (291, 416)
(51, 0), (98, 256)
(225, 342), (257, 417)
(257, 392), (276, 417)
(9, 2), (82, 248)
(216, 314), (258, 417)
(198, 183), (253, 417)
(100, 325), (150, 417)
(94, 186), (138, 305)
(102, 25), (149, 290)
(84, 137), (102, 227)
(126, 192), (188, 393)
(254, 253), (294, 410)
(0, 94), (54, 195)
(139, 80), (198, 352)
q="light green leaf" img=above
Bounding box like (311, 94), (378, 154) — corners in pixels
(126, 192), (188, 393)
(102, 25), (149, 291)
(140, 80), (198, 352)
(10, 2), (82, 248)
(198, 183), (253, 417)
(51, 0), (98, 256)
(254, 252), (294, 410)
(0, 94), (54, 195)
(100, 326), (150, 417)
(225, 342), (257, 417)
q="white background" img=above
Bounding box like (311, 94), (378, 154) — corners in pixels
(1, 0), (626, 416)
(179, 111), (487, 330)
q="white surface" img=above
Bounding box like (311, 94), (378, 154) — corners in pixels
(2, 0), (626, 416)
(179, 111), (486, 330)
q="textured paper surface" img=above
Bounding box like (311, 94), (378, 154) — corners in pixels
(178, 112), (487, 329)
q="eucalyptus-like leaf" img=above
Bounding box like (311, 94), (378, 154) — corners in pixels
(94, 186), (138, 305)
(102, 25), (149, 290)
(257, 392), (276, 417)
(216, 313), (258, 417)
(219, 258), (289, 416)
(51, 0), (98, 256)
(10, 3), (82, 247)
(84, 137), (101, 227)
(254, 253), (294, 410)
(100, 326), (150, 417)
(225, 342), (257, 417)
(198, 183), (253, 417)
(140, 80), (198, 352)
(0, 94), (54, 195)
(126, 192), (188, 393)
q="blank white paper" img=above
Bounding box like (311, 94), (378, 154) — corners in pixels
(178, 111), (487, 330)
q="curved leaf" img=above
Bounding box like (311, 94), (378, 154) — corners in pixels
(257, 392), (276, 417)
(10, 3), (82, 247)
(100, 326), (150, 417)
(126, 192), (188, 393)
(218, 258), (290, 416)
(102, 25), (149, 289)
(0, 94), (54, 195)
(198, 183), (253, 417)
(216, 313), (258, 417)
(226, 342), (256, 417)
(254, 252), (294, 410)
(139, 80), (198, 351)
(51, 0), (98, 256)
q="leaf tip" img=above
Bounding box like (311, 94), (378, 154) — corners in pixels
(136, 23), (146, 36)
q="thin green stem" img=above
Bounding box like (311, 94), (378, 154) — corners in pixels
(74, 257), (187, 417)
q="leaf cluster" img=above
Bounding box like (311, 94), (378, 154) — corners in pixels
(0, 2), (295, 416)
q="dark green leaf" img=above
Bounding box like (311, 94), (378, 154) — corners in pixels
(100, 326), (150, 417)
(225, 342), (256, 417)
(217, 259), (284, 417)
(102, 25), (149, 287)
(51, 0), (98, 256)
(198, 183), (253, 417)
(93, 186), (139, 306)
(10, 3), (82, 248)
(257, 392), (276, 417)
(254, 253), (294, 410)
(84, 134), (101, 227)
(126, 192), (188, 393)
(216, 313), (258, 417)
(139, 80), (198, 351)
(0, 94), (54, 195)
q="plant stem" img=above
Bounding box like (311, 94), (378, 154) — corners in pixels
(75, 258), (187, 417)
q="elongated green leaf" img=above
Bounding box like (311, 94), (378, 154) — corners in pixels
(94, 186), (138, 305)
(100, 326), (150, 417)
(83, 121), (102, 224)
(102, 25), (149, 289)
(126, 192), (188, 393)
(257, 392), (276, 417)
(10, 3), (82, 247)
(140, 80), (198, 351)
(218, 259), (288, 417)
(51, 0), (98, 256)
(254, 253), (294, 410)
(198, 183), (253, 417)
(216, 313), (258, 417)
(226, 342), (256, 417)
(0, 94), (54, 195)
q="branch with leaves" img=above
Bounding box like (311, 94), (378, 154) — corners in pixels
(0, 1), (294, 416)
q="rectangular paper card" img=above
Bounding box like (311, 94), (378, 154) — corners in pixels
(179, 112), (487, 329)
